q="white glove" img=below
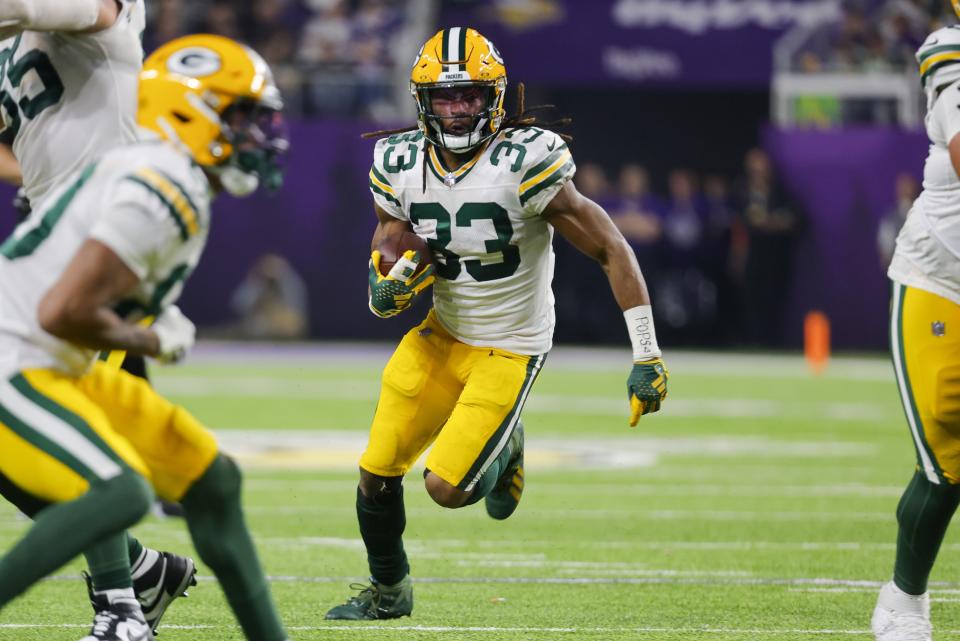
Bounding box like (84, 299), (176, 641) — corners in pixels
(151, 305), (195, 364)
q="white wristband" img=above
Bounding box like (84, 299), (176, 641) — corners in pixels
(0, 0), (100, 32)
(624, 305), (661, 361)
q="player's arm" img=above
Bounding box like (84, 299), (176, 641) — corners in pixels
(37, 239), (191, 361)
(0, 0), (119, 39)
(0, 144), (22, 186)
(367, 202), (435, 318)
(543, 181), (668, 426)
(949, 133), (960, 178)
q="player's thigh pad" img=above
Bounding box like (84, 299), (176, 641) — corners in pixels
(77, 362), (218, 501)
(893, 284), (960, 483)
(361, 312), (463, 477)
(427, 350), (545, 491)
(0, 369), (147, 503)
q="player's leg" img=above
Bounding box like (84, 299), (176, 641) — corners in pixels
(326, 311), (462, 620)
(0, 370), (154, 639)
(873, 284), (960, 641)
(79, 362), (289, 641)
(424, 347), (545, 518)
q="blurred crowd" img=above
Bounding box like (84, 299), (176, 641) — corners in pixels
(145, 0), (410, 118)
(794, 0), (951, 75)
(557, 149), (805, 348)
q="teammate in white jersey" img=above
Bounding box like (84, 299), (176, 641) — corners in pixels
(0, 0), (144, 207)
(872, 18), (960, 641)
(326, 27), (669, 620)
(0, 34), (290, 641)
(0, 2), (200, 635)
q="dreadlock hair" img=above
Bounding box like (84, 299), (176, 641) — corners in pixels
(361, 83), (573, 192)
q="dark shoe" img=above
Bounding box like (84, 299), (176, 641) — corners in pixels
(485, 421), (524, 520)
(324, 575), (413, 620)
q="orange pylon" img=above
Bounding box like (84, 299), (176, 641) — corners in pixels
(804, 311), (831, 375)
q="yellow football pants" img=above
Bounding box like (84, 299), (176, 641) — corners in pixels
(0, 361), (218, 504)
(892, 284), (960, 484)
(360, 309), (545, 492)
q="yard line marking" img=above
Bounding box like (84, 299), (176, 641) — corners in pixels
(181, 342), (894, 382)
(154, 377), (890, 422)
(239, 505), (895, 522)
(4, 622), (956, 635)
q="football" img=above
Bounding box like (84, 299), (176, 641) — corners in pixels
(376, 231), (432, 276)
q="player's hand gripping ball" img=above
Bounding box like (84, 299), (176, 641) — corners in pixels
(368, 232), (435, 318)
(627, 359), (668, 426)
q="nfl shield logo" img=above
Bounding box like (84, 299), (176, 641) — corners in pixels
(933, 321), (946, 337)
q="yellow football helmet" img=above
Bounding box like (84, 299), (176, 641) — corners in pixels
(410, 27), (507, 152)
(138, 34), (288, 196)
(954, 0), (960, 19)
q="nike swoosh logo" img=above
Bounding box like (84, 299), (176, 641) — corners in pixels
(546, 140), (556, 151)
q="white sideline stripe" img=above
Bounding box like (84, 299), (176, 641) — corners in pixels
(0, 623), (910, 635)
(240, 505), (895, 522)
(256, 536), (920, 553)
(890, 285), (939, 483)
(43, 572), (960, 590)
(154, 376), (890, 422)
(0, 378), (122, 480)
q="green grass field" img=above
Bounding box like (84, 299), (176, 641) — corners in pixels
(0, 343), (955, 641)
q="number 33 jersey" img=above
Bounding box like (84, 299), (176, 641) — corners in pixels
(0, 0), (145, 208)
(369, 127), (576, 355)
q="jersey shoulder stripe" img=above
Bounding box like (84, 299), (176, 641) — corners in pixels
(519, 147), (573, 206)
(369, 166), (400, 206)
(0, 162), (98, 260)
(125, 167), (200, 240)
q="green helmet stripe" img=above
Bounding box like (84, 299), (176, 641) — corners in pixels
(441, 29), (450, 72)
(458, 27), (467, 71)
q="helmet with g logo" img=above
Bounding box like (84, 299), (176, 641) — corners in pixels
(138, 34), (289, 196)
(410, 27), (507, 152)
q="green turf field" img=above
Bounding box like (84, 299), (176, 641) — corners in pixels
(0, 344), (954, 640)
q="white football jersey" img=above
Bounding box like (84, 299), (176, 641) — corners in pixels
(370, 127), (576, 355)
(0, 0), (145, 208)
(0, 135), (212, 377)
(888, 77), (960, 305)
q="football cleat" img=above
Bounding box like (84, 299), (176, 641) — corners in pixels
(79, 596), (153, 641)
(86, 551), (196, 634)
(485, 421), (524, 521)
(872, 581), (932, 641)
(324, 575), (413, 620)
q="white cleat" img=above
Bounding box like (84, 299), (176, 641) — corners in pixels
(872, 581), (932, 641)
(78, 600), (153, 641)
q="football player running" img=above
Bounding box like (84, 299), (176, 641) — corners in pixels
(0, 34), (290, 641)
(872, 13), (960, 641)
(325, 27), (668, 620)
(0, 1), (198, 635)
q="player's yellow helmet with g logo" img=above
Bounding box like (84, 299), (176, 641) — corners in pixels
(410, 27), (507, 152)
(138, 34), (289, 196)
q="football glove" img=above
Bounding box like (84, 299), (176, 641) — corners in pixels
(368, 249), (435, 318)
(151, 305), (195, 364)
(627, 358), (668, 426)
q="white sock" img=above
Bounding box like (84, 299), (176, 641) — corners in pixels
(95, 587), (138, 608)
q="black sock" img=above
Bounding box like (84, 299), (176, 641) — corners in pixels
(181, 455), (287, 641)
(894, 470), (960, 594)
(357, 484), (408, 585)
